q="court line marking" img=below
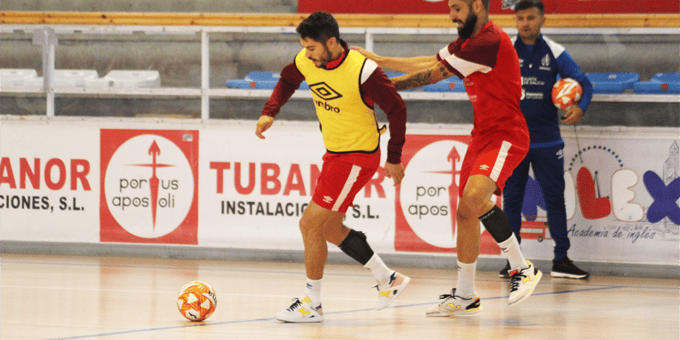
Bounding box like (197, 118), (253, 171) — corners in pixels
(3, 259), (675, 290)
(2, 260), (377, 277)
(43, 285), (625, 340)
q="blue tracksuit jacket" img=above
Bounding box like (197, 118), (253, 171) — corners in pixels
(512, 34), (593, 147)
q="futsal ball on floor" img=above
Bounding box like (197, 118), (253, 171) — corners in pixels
(552, 78), (582, 111)
(177, 281), (217, 321)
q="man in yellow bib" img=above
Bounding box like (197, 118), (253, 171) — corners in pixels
(255, 11), (410, 323)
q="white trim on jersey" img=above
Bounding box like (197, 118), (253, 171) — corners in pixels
(332, 165), (362, 211)
(543, 36), (565, 59)
(438, 46), (452, 59)
(490, 141), (512, 182)
(360, 59), (379, 85)
(443, 54), (492, 77)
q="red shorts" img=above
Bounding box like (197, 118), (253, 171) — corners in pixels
(459, 139), (528, 197)
(312, 152), (379, 213)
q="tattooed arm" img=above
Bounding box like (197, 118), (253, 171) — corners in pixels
(351, 46), (439, 73)
(391, 63), (453, 91)
(351, 46), (455, 91)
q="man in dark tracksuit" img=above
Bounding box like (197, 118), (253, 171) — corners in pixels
(500, 0), (592, 279)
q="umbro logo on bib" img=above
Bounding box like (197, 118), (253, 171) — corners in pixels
(309, 82), (343, 101)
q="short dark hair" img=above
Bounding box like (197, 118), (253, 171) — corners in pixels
(464, 0), (490, 10)
(514, 0), (545, 15)
(296, 11), (340, 44)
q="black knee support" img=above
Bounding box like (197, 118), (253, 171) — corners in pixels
(479, 205), (513, 243)
(338, 229), (374, 265)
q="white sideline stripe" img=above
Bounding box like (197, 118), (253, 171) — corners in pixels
(490, 141), (512, 182)
(332, 165), (362, 211)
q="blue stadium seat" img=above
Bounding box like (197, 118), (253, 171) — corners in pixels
(226, 77), (309, 90)
(385, 72), (406, 78)
(242, 71), (310, 89)
(226, 71), (280, 89)
(651, 73), (680, 83)
(244, 71), (280, 81)
(226, 79), (275, 89)
(587, 72), (640, 94)
(633, 73), (680, 94)
(422, 77), (465, 92)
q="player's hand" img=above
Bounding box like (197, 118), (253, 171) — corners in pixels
(255, 115), (274, 139)
(562, 107), (584, 125)
(350, 46), (384, 65)
(384, 162), (405, 187)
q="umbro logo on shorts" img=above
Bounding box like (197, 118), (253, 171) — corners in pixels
(479, 164), (490, 171)
(323, 196), (334, 204)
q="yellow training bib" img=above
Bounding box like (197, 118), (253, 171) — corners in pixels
(295, 49), (381, 154)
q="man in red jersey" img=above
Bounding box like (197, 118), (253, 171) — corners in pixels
(353, 0), (541, 316)
(255, 11), (410, 323)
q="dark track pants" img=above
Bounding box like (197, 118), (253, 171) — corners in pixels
(502, 143), (570, 261)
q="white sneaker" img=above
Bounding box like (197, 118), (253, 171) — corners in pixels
(425, 289), (482, 317)
(275, 296), (324, 323)
(508, 260), (542, 306)
(375, 271), (411, 310)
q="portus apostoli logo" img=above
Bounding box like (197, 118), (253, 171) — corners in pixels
(399, 140), (466, 248)
(100, 130), (199, 244)
(395, 135), (501, 254)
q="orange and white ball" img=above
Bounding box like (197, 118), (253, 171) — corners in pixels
(177, 281), (217, 321)
(552, 78), (582, 111)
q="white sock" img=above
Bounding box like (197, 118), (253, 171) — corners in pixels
(305, 278), (322, 308)
(364, 253), (393, 286)
(455, 260), (476, 298)
(498, 235), (529, 271)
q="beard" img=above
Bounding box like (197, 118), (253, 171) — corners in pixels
(310, 45), (332, 68)
(456, 11), (478, 40)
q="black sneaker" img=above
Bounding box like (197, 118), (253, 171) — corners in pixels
(498, 260), (511, 279)
(551, 257), (590, 279)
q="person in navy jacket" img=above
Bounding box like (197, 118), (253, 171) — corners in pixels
(500, 0), (593, 279)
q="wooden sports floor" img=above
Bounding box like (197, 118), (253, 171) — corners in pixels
(1, 253), (677, 340)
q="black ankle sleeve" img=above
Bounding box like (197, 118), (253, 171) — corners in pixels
(338, 229), (374, 265)
(479, 205), (513, 243)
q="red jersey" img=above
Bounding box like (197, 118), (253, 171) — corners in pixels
(437, 21), (529, 147)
